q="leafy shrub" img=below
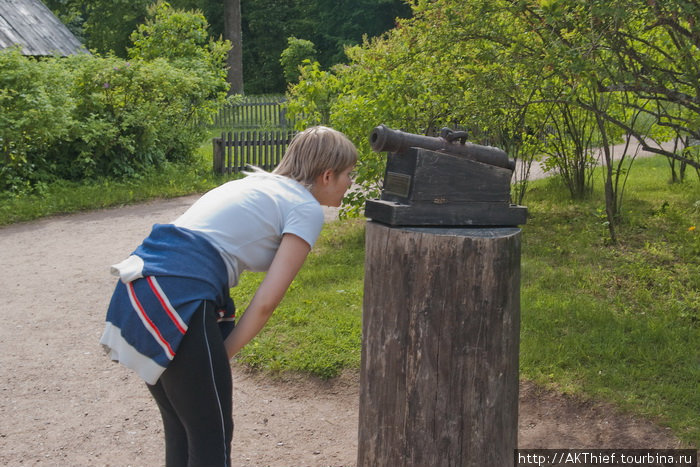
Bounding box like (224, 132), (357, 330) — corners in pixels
(49, 53), (226, 179)
(128, 1), (229, 79)
(0, 3), (228, 192)
(0, 48), (73, 191)
(280, 37), (317, 84)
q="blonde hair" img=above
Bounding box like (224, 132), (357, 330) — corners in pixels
(273, 126), (357, 186)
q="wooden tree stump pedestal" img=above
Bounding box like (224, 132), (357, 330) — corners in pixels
(358, 221), (521, 467)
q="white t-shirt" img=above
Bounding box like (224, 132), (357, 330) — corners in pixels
(173, 172), (324, 287)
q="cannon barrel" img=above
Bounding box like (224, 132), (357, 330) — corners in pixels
(370, 124), (515, 170)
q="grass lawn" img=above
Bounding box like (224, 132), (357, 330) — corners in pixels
(519, 157), (699, 445)
(234, 156), (699, 447)
(232, 219), (366, 379)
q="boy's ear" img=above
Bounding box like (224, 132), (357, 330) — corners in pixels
(321, 169), (334, 184)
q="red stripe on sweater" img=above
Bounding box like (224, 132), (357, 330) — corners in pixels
(127, 282), (175, 359)
(146, 277), (187, 335)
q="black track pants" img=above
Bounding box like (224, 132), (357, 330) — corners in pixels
(147, 301), (233, 467)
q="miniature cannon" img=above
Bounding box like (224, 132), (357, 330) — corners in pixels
(370, 124), (515, 170)
(365, 125), (528, 226)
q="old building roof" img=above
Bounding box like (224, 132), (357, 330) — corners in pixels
(0, 0), (86, 56)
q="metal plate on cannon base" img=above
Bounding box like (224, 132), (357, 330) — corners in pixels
(364, 199), (528, 227)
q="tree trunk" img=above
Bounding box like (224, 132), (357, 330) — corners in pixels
(223, 0), (243, 95)
(594, 110), (618, 244)
(358, 222), (521, 467)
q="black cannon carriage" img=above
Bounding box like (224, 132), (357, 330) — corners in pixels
(365, 124), (528, 226)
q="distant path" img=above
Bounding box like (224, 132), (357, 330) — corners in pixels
(519, 139), (679, 181)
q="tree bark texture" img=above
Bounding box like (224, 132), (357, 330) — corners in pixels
(357, 222), (521, 467)
(223, 0), (243, 95)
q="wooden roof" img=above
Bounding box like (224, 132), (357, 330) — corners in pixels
(0, 0), (87, 56)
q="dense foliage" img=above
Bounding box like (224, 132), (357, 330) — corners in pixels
(0, 4), (228, 193)
(44, 0), (152, 57)
(0, 48), (74, 192)
(279, 37), (317, 84)
(46, 0), (411, 94)
(285, 0), (700, 239)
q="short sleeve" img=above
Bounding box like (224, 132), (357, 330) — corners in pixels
(283, 201), (325, 248)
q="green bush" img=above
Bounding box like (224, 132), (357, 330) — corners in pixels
(0, 48), (74, 192)
(128, 1), (229, 75)
(280, 37), (317, 84)
(0, 3), (228, 193)
(49, 54), (225, 180)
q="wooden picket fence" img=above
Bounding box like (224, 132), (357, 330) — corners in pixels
(208, 96), (292, 129)
(213, 130), (296, 174)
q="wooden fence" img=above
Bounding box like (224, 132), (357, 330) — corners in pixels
(208, 97), (292, 128)
(213, 130), (296, 174)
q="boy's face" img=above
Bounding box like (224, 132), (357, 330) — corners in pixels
(314, 165), (355, 207)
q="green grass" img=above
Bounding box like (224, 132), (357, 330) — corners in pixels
(233, 156), (699, 447)
(519, 157), (700, 445)
(231, 218), (366, 379)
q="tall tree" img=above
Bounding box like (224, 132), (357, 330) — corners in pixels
(301, 0), (411, 66)
(224, 0), (244, 94)
(287, 0), (554, 211)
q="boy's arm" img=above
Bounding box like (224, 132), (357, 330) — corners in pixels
(224, 233), (311, 359)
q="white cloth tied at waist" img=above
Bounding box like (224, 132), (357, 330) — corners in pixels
(110, 255), (145, 283)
